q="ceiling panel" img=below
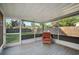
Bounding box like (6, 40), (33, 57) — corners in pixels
(0, 3), (78, 22)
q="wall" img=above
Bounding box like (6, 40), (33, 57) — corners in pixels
(0, 11), (3, 47)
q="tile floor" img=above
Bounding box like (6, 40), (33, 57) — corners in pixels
(1, 38), (79, 55)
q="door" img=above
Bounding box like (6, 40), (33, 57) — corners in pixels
(0, 11), (3, 47)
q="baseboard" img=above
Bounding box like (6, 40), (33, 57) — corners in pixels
(55, 39), (79, 50)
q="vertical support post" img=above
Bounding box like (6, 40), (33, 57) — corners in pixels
(41, 23), (44, 32)
(58, 21), (59, 40)
(3, 16), (6, 48)
(33, 22), (36, 39)
(2, 14), (7, 48)
(34, 32), (36, 39)
(19, 19), (22, 45)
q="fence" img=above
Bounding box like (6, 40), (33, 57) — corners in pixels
(59, 27), (79, 44)
(6, 28), (32, 33)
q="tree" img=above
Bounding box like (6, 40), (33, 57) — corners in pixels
(58, 16), (79, 27)
(11, 20), (19, 27)
(6, 22), (12, 29)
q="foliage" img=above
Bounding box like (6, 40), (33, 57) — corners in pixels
(58, 15), (79, 26)
(6, 22), (12, 28)
(44, 22), (53, 29)
(6, 19), (19, 29)
(12, 20), (19, 27)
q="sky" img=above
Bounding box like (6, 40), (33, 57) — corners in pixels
(6, 18), (12, 24)
(6, 18), (32, 26)
(6, 18), (52, 27)
(23, 22), (32, 26)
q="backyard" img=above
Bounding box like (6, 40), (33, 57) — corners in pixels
(6, 34), (19, 44)
(6, 15), (79, 44)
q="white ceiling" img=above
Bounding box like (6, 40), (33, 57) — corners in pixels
(0, 3), (79, 22)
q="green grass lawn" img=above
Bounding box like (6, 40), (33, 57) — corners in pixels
(22, 32), (42, 35)
(6, 34), (19, 44)
(6, 32), (42, 44)
(6, 32), (33, 44)
(22, 32), (33, 35)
